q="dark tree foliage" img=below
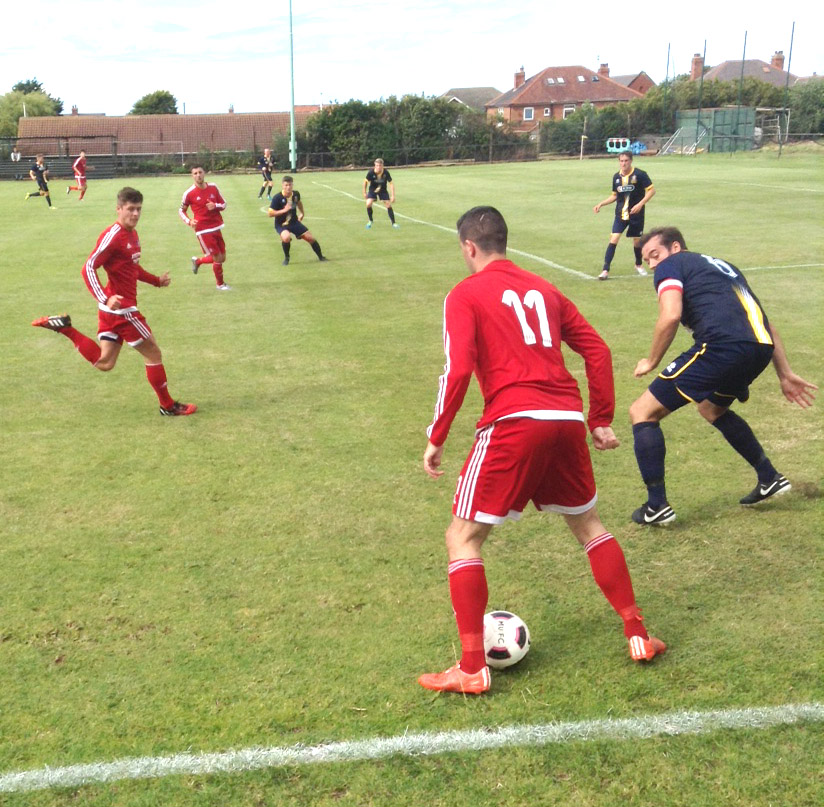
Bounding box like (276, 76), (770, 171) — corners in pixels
(12, 77), (63, 114)
(303, 95), (529, 166)
(129, 90), (178, 116)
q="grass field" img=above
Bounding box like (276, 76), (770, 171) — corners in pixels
(1, 150), (822, 806)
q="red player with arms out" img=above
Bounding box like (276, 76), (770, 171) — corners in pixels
(66, 150), (88, 200)
(417, 206), (664, 695)
(179, 165), (231, 290)
(32, 187), (196, 417)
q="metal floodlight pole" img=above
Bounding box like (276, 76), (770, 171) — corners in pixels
(289, 0), (297, 171)
(778, 21), (795, 160)
(733, 31), (747, 155)
(695, 40), (706, 155)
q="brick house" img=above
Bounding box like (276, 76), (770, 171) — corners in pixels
(486, 65), (644, 132)
(689, 50), (799, 88)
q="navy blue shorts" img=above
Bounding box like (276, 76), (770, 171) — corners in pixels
(276, 220), (308, 238)
(612, 214), (644, 238)
(367, 190), (390, 201)
(648, 341), (774, 412)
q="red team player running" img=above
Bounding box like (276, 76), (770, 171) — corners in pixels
(418, 206), (664, 695)
(179, 165), (231, 290)
(32, 187), (197, 416)
(66, 150), (88, 200)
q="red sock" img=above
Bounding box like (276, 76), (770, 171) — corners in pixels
(213, 263), (224, 285)
(79, 188), (86, 200)
(197, 255), (214, 266)
(61, 326), (102, 364)
(145, 363), (174, 408)
(585, 533), (648, 639)
(448, 558), (488, 673)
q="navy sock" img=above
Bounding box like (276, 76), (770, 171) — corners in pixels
(712, 410), (776, 484)
(634, 246), (643, 265)
(633, 422), (668, 509)
(387, 206), (396, 224)
(603, 242), (617, 271)
(310, 240), (323, 259)
(367, 207), (374, 221)
(282, 241), (290, 258)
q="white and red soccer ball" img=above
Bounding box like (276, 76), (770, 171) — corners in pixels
(483, 610), (531, 669)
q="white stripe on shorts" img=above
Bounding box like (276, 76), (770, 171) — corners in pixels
(455, 424), (494, 520)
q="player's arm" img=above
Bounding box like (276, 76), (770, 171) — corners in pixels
(424, 294), (476, 472)
(137, 266), (167, 287)
(296, 199), (305, 220)
(769, 325), (817, 408)
(214, 191), (227, 211)
(634, 287), (682, 377)
(630, 184), (655, 216)
(363, 177), (369, 197)
(178, 199), (196, 227)
(561, 296), (616, 441)
(593, 192), (617, 213)
(388, 180), (395, 204)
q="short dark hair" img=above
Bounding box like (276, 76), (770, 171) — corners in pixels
(282, 175), (294, 184)
(190, 164), (204, 172)
(639, 226), (688, 251)
(456, 206), (508, 253)
(620, 150), (633, 159)
(117, 187), (143, 206)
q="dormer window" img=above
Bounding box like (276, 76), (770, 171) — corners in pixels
(592, 75), (600, 82)
(557, 77), (565, 83)
(546, 77), (555, 85)
(578, 75), (586, 82)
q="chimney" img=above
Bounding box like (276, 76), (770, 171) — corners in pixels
(71, 105), (78, 115)
(598, 63), (610, 77)
(228, 104), (234, 113)
(771, 50), (785, 70)
(690, 53), (704, 81)
(514, 66), (525, 89)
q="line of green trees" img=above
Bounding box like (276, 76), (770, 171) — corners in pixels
(540, 75), (824, 153)
(301, 95), (531, 166)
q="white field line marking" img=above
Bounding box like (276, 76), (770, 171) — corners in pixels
(1, 703), (821, 794)
(312, 181), (593, 280)
(604, 263), (824, 281)
(715, 180), (824, 194)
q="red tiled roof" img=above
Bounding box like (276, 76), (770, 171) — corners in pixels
(489, 66), (642, 108)
(18, 109), (320, 153)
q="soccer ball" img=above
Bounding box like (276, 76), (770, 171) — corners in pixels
(483, 611), (531, 669)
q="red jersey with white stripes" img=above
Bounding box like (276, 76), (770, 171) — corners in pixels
(72, 155), (86, 179)
(82, 223), (162, 311)
(427, 259), (614, 447)
(179, 182), (226, 234)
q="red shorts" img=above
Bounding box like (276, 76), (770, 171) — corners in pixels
(74, 175), (87, 187)
(98, 308), (153, 346)
(453, 418), (597, 524)
(196, 230), (226, 257)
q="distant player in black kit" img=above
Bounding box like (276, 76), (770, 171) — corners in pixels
(257, 148), (275, 198)
(268, 176), (327, 266)
(363, 158), (398, 229)
(594, 151), (654, 279)
(629, 226), (816, 525)
(25, 154), (54, 208)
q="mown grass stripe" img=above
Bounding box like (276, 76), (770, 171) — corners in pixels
(2, 703), (821, 794)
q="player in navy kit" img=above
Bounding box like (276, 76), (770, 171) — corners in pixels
(268, 176), (327, 266)
(363, 158), (398, 229)
(257, 148), (275, 198)
(630, 226), (816, 525)
(594, 151), (654, 279)
(417, 206), (665, 695)
(25, 154), (54, 208)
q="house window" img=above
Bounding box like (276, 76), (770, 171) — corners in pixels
(523, 107), (534, 121)
(577, 75), (586, 82)
(563, 105), (575, 118)
(557, 77), (565, 84)
(543, 107), (551, 117)
(546, 77), (555, 85)
(497, 108), (504, 116)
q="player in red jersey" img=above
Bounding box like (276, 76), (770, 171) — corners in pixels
(179, 165), (230, 290)
(66, 151), (88, 200)
(417, 206), (664, 695)
(32, 187), (196, 416)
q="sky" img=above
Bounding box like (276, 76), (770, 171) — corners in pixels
(3, 1), (821, 117)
